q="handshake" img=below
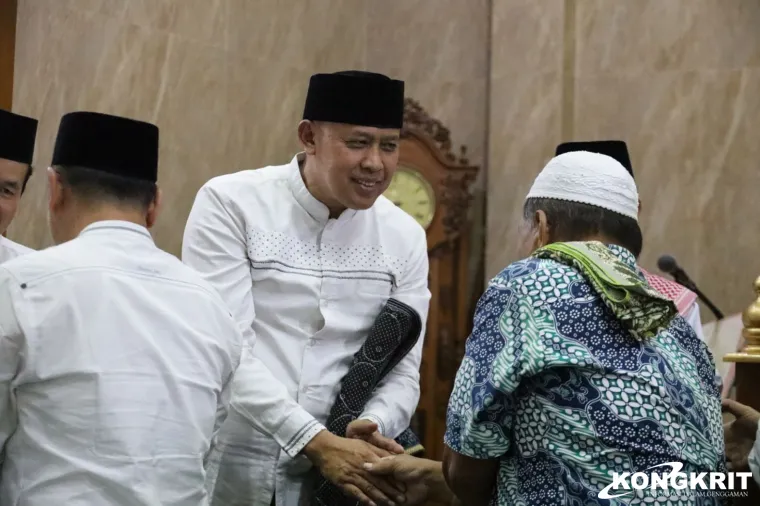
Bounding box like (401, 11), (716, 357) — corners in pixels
(303, 419), (453, 506)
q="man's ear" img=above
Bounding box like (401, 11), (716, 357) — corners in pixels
(535, 209), (551, 249)
(47, 167), (64, 214)
(297, 120), (318, 155)
(145, 187), (162, 229)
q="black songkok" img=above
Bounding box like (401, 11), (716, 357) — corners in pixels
(52, 111), (159, 182)
(303, 70), (405, 129)
(556, 140), (634, 177)
(0, 108), (38, 165)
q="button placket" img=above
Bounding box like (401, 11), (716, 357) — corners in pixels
(300, 221), (328, 400)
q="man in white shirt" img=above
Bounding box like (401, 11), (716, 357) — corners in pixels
(0, 109), (37, 262)
(183, 70), (431, 505)
(0, 111), (244, 505)
(554, 140), (705, 340)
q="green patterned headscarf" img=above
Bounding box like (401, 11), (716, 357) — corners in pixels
(532, 241), (677, 340)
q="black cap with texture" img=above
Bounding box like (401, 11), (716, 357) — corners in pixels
(555, 140), (634, 177)
(303, 70), (405, 129)
(0, 108), (38, 165)
(52, 111), (159, 182)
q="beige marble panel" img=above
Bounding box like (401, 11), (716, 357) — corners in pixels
(55, 0), (127, 18)
(87, 25), (172, 121)
(574, 69), (760, 316)
(491, 0), (565, 78)
(226, 0), (367, 62)
(486, 0), (565, 278)
(366, 0), (489, 168)
(225, 59), (308, 171)
(152, 145), (221, 255)
(123, 0), (227, 47)
(154, 37), (229, 163)
(486, 71), (563, 277)
(576, 0), (760, 74)
(366, 0), (488, 86)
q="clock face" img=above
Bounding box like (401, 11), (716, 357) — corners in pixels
(384, 166), (436, 229)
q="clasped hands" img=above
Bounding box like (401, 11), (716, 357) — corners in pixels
(304, 419), (426, 506)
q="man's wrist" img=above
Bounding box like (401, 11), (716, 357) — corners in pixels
(301, 429), (331, 465)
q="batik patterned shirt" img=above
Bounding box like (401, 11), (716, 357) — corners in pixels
(444, 245), (725, 505)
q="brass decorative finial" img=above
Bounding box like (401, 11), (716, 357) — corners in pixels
(725, 276), (760, 363)
(741, 276), (760, 355)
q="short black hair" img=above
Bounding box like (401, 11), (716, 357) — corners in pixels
(21, 165), (33, 194)
(53, 164), (157, 211)
(523, 197), (643, 258)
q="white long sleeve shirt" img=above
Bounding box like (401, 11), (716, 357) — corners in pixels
(0, 221), (243, 506)
(684, 302), (705, 342)
(0, 235), (33, 263)
(182, 153), (431, 506)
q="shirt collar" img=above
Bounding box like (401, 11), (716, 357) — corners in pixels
(78, 220), (154, 241)
(287, 153), (357, 225)
(607, 244), (637, 269)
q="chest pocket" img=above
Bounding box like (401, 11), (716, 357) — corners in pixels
(321, 273), (394, 317)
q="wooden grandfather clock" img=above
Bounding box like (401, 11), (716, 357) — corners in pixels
(383, 99), (479, 461)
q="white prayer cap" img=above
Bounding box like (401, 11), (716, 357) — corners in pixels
(526, 150), (639, 220)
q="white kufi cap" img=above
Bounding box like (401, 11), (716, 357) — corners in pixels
(526, 151), (639, 220)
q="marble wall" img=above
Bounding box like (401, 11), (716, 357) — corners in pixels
(9, 0), (489, 261)
(367, 0), (490, 171)
(17, 0), (754, 318)
(487, 0), (760, 318)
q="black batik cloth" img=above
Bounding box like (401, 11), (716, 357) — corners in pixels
(310, 298), (424, 506)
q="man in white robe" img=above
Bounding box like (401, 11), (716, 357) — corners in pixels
(183, 70), (431, 505)
(0, 111), (247, 505)
(0, 109), (37, 262)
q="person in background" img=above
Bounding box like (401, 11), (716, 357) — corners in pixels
(441, 150), (724, 505)
(0, 108), (38, 262)
(555, 140), (704, 340)
(183, 70), (430, 505)
(365, 455), (458, 506)
(722, 399), (760, 484)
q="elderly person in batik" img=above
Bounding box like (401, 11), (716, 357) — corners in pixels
(442, 151), (725, 506)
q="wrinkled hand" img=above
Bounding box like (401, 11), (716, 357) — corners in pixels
(347, 419), (404, 455)
(365, 455), (443, 506)
(722, 399), (760, 472)
(303, 430), (406, 506)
